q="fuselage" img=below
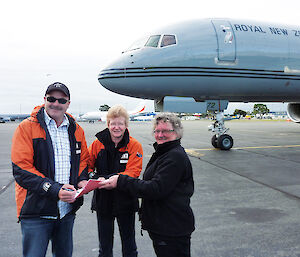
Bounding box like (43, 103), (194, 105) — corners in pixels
(98, 18), (300, 102)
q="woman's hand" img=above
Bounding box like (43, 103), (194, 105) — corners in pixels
(98, 175), (119, 190)
(78, 180), (88, 189)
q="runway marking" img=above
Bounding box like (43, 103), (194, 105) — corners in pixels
(197, 154), (300, 202)
(233, 144), (300, 150)
(186, 144), (300, 158)
(185, 149), (205, 158)
(187, 144), (300, 153)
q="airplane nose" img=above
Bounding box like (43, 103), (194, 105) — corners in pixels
(98, 51), (139, 82)
(97, 48), (167, 100)
(98, 67), (125, 94)
(98, 67), (125, 81)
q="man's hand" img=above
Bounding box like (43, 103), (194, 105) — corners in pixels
(98, 175), (119, 190)
(58, 184), (76, 203)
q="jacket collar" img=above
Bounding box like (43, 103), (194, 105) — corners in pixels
(153, 139), (181, 155)
(96, 128), (130, 149)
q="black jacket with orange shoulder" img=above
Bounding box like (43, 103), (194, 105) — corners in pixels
(11, 105), (90, 219)
(88, 128), (143, 215)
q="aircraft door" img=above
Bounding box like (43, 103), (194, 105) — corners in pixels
(212, 20), (236, 62)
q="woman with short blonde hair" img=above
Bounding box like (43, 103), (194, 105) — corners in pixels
(107, 105), (129, 127)
(88, 104), (143, 257)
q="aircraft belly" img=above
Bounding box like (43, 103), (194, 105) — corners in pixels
(99, 75), (300, 101)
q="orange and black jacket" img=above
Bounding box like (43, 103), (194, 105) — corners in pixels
(88, 128), (143, 215)
(11, 105), (90, 219)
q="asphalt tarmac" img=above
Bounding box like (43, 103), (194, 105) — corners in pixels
(1, 119), (300, 257)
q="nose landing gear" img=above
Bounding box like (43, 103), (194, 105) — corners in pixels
(208, 112), (233, 150)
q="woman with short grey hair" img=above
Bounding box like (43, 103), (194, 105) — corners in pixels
(153, 112), (184, 139)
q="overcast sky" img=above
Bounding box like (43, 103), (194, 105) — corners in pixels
(0, 0), (298, 115)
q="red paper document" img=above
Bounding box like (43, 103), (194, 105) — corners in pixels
(74, 179), (101, 199)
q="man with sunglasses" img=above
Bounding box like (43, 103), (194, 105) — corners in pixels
(11, 82), (90, 257)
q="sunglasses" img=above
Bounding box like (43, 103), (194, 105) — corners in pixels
(46, 96), (68, 104)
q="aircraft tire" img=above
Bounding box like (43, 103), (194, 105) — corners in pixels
(211, 135), (218, 148)
(217, 134), (233, 150)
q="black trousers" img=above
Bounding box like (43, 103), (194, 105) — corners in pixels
(149, 232), (191, 257)
(96, 212), (138, 257)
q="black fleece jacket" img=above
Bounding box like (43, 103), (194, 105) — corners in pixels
(117, 139), (195, 237)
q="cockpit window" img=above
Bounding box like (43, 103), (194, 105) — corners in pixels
(161, 35), (176, 47)
(145, 35), (161, 47)
(125, 36), (148, 52)
(123, 34), (176, 53)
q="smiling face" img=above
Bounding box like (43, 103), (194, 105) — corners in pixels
(154, 120), (178, 144)
(44, 90), (70, 126)
(108, 116), (127, 143)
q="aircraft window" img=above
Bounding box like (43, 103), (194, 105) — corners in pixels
(161, 35), (176, 47)
(145, 35), (161, 47)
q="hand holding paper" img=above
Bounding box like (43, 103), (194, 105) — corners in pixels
(74, 179), (104, 199)
(98, 175), (119, 190)
(78, 180), (88, 189)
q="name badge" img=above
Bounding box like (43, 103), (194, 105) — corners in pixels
(75, 142), (81, 154)
(120, 152), (129, 164)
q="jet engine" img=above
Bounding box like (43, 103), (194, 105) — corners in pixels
(287, 103), (300, 123)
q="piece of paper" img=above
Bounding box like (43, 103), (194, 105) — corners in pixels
(74, 179), (101, 199)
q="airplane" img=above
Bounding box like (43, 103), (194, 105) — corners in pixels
(130, 111), (157, 121)
(97, 18), (300, 150)
(0, 113), (30, 122)
(80, 101), (146, 122)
